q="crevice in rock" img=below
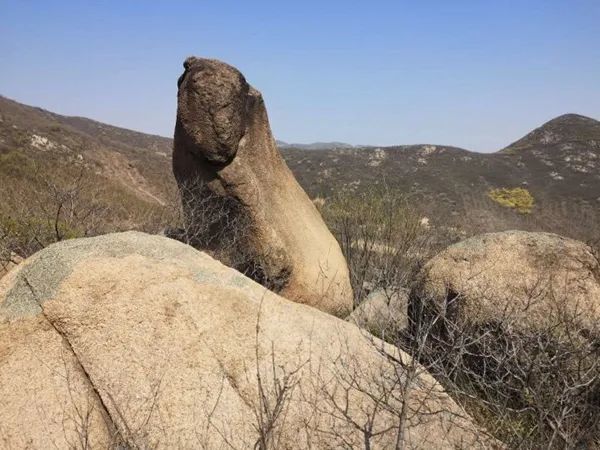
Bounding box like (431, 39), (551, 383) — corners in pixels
(444, 288), (461, 323)
(189, 317), (256, 414)
(215, 357), (255, 412)
(22, 276), (126, 447)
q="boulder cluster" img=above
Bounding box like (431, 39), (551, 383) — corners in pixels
(0, 232), (492, 448)
(1, 57), (598, 448)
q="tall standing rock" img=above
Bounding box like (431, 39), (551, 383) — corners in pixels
(173, 57), (353, 316)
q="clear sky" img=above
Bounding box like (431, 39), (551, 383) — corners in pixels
(1, 1), (599, 152)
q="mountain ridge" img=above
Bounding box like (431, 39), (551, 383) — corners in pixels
(1, 95), (598, 243)
(502, 113), (600, 152)
(6, 94), (597, 154)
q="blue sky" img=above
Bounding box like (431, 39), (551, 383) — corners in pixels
(1, 1), (599, 151)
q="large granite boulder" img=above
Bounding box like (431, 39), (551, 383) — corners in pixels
(0, 232), (494, 449)
(411, 230), (600, 333)
(409, 230), (600, 447)
(173, 57), (352, 317)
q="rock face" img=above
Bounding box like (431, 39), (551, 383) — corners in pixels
(411, 230), (600, 333)
(173, 57), (352, 317)
(0, 232), (493, 449)
(348, 288), (409, 335)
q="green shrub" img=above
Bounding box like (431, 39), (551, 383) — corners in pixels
(488, 187), (534, 214)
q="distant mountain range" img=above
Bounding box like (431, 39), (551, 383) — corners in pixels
(283, 113), (600, 240)
(276, 140), (356, 150)
(1, 94), (598, 242)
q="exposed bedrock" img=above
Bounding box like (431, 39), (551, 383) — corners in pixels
(0, 232), (495, 448)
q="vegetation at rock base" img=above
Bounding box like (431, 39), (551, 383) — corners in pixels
(319, 184), (446, 308)
(0, 151), (174, 262)
(322, 187), (600, 448)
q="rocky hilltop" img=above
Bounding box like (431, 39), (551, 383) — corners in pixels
(0, 95), (172, 207)
(1, 58), (599, 448)
(284, 113), (600, 240)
